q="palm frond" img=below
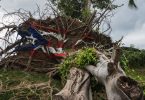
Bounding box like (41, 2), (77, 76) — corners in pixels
(128, 0), (137, 8)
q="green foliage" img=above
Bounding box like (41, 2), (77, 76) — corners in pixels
(81, 7), (91, 21)
(121, 47), (145, 68)
(59, 47), (98, 79)
(0, 91), (14, 100)
(50, 0), (137, 21)
(51, 0), (84, 19)
(75, 47), (98, 67)
(121, 54), (145, 95)
(50, 0), (117, 20)
(59, 55), (75, 79)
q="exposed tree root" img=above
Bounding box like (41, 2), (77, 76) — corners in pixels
(53, 67), (92, 100)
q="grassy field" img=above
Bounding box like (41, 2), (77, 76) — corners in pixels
(0, 69), (62, 100)
(125, 67), (145, 95)
(0, 67), (144, 100)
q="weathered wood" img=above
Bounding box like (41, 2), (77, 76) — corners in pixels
(86, 50), (144, 100)
(53, 67), (92, 100)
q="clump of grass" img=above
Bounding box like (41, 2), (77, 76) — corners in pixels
(59, 47), (98, 79)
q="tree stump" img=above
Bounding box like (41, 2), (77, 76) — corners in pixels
(53, 67), (92, 100)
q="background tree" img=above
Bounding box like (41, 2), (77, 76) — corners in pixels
(50, 0), (137, 21)
(50, 0), (117, 20)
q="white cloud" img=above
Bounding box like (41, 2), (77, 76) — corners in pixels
(0, 0), (47, 12)
(111, 0), (145, 49)
(122, 23), (145, 49)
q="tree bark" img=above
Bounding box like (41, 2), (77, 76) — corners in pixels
(85, 51), (144, 100)
(53, 67), (92, 100)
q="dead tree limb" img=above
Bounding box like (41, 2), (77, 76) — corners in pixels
(0, 39), (23, 56)
(53, 67), (92, 100)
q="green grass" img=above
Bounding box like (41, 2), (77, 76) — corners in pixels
(0, 58), (144, 99)
(0, 69), (49, 84)
(124, 67), (145, 95)
(0, 69), (51, 100)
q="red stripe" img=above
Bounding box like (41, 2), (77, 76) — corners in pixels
(30, 21), (71, 35)
(30, 50), (35, 57)
(57, 41), (64, 48)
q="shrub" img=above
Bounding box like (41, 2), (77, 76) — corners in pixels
(59, 47), (98, 79)
(121, 47), (145, 68)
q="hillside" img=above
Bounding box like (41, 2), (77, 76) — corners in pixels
(0, 47), (145, 99)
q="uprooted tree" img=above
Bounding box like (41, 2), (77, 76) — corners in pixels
(0, 3), (113, 72)
(0, 0), (144, 100)
(53, 46), (144, 100)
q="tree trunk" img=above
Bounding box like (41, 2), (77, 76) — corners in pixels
(53, 67), (92, 100)
(85, 51), (144, 100)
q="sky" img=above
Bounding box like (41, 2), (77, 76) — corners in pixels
(111, 0), (145, 49)
(0, 0), (145, 49)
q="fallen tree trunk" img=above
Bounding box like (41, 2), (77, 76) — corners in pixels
(86, 49), (144, 100)
(53, 67), (92, 100)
